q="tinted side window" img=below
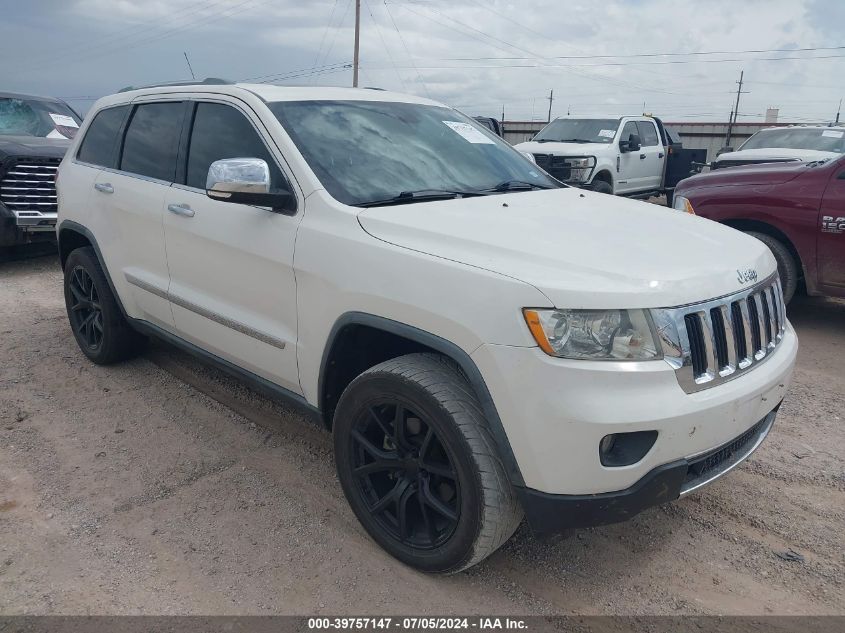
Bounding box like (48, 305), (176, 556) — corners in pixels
(186, 102), (285, 191)
(77, 105), (128, 167)
(621, 121), (639, 142)
(120, 102), (185, 181)
(636, 121), (659, 146)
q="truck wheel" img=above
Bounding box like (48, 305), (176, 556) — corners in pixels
(745, 232), (798, 303)
(63, 246), (145, 364)
(333, 353), (522, 573)
(591, 180), (613, 195)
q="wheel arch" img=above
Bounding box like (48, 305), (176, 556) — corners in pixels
(58, 220), (128, 317)
(592, 169), (614, 185)
(720, 219), (805, 279)
(319, 312), (525, 486)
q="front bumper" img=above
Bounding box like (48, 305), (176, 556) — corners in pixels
(517, 406), (778, 533)
(0, 203), (57, 246)
(471, 321), (797, 497)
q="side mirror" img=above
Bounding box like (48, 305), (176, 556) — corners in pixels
(206, 158), (296, 214)
(620, 134), (641, 153)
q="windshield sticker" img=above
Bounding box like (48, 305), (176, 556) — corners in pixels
(598, 129), (616, 138)
(49, 113), (79, 128)
(442, 121), (495, 144)
(821, 129), (843, 138)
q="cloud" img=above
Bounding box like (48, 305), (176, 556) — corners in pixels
(0, 0), (841, 122)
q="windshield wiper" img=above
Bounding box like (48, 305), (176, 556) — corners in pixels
(354, 189), (488, 208)
(535, 138), (594, 144)
(485, 180), (557, 192)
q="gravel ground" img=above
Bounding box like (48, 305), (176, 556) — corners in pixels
(0, 252), (843, 615)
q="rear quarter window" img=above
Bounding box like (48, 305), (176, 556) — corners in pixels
(76, 105), (129, 168)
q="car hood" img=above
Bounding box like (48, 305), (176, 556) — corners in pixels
(515, 140), (614, 156)
(357, 188), (775, 309)
(680, 160), (814, 189)
(0, 135), (71, 160)
(715, 147), (838, 163)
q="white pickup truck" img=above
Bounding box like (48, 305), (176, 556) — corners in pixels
(515, 115), (704, 201)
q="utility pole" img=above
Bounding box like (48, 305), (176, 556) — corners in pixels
(352, 0), (361, 87)
(836, 98), (842, 124)
(725, 70), (748, 148)
(547, 89), (554, 123)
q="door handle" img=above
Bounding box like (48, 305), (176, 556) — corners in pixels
(94, 182), (114, 194)
(167, 203), (195, 218)
(639, 154), (647, 160)
(658, 152), (665, 158)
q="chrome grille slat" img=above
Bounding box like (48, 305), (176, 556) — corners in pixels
(653, 275), (786, 394)
(0, 159), (61, 214)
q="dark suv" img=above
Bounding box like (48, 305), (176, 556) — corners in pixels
(0, 91), (81, 248)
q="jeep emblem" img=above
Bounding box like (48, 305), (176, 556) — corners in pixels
(737, 269), (758, 285)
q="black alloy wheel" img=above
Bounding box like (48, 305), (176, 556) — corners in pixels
(333, 354), (523, 573)
(350, 400), (461, 549)
(68, 265), (104, 351)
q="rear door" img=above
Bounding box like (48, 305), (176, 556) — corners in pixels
(635, 119), (665, 191)
(91, 100), (186, 329)
(818, 165), (845, 291)
(162, 98), (303, 394)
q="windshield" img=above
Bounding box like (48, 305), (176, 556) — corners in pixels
(739, 127), (845, 153)
(0, 97), (81, 139)
(269, 100), (557, 206)
(533, 118), (619, 144)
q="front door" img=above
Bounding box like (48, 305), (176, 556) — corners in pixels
(635, 120), (665, 191)
(818, 167), (845, 291)
(162, 99), (303, 394)
(616, 120), (644, 194)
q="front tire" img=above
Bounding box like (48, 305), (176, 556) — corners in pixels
(590, 179), (613, 195)
(744, 232), (799, 303)
(333, 353), (522, 573)
(63, 246), (145, 364)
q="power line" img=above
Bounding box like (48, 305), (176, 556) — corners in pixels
(390, 1), (682, 96)
(10, 0), (266, 78)
(437, 44), (845, 62)
(384, 1), (431, 97)
(6, 0), (228, 73)
(364, 0), (408, 91)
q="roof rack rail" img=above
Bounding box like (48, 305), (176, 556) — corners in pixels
(119, 78), (233, 93)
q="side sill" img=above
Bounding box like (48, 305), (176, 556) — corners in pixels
(129, 318), (322, 425)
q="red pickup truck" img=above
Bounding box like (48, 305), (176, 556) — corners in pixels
(673, 155), (845, 303)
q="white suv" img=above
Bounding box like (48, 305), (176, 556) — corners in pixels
(56, 82), (798, 573)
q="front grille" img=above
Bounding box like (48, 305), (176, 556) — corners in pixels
(653, 275), (787, 393)
(531, 154), (572, 182)
(0, 158), (60, 217)
(681, 414), (772, 493)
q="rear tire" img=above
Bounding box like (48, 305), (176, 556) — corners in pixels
(63, 246), (145, 364)
(333, 353), (522, 573)
(744, 232), (799, 303)
(590, 179), (613, 195)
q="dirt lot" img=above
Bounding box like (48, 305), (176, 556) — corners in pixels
(1, 252), (843, 616)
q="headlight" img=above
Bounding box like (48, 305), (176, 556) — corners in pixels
(673, 194), (695, 214)
(523, 308), (661, 360)
(563, 156), (595, 183)
(520, 151), (537, 164)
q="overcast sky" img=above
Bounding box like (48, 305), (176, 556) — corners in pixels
(1, 0), (843, 122)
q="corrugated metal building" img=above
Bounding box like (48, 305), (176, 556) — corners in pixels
(502, 120), (815, 162)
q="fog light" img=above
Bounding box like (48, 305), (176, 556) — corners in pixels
(599, 430), (658, 467)
(599, 434), (616, 455)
